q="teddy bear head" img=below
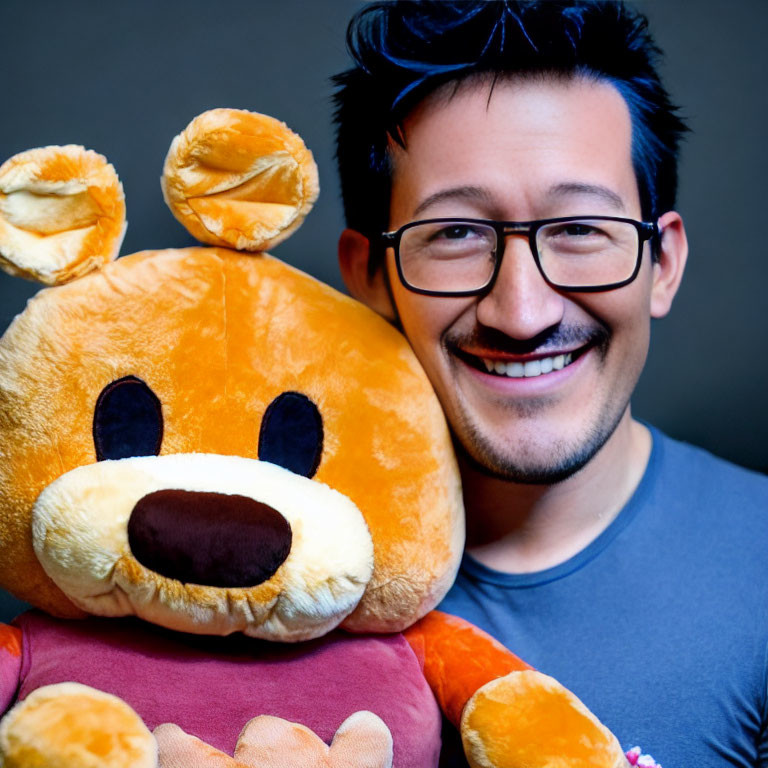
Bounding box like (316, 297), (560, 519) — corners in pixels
(0, 109), (463, 642)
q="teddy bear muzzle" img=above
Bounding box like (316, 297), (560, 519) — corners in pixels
(30, 454), (374, 641)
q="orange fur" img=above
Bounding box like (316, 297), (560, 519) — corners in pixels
(404, 610), (532, 727)
(0, 247), (463, 626)
(461, 672), (627, 768)
(0, 146), (125, 285)
(162, 109), (318, 252)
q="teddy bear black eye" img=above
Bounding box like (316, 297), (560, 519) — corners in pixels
(258, 392), (323, 478)
(93, 376), (163, 461)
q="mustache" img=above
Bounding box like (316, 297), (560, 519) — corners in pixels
(445, 323), (609, 356)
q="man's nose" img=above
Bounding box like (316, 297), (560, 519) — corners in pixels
(475, 234), (565, 338)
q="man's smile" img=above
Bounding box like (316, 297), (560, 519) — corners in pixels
(457, 346), (590, 379)
(480, 351), (573, 378)
(448, 323), (607, 385)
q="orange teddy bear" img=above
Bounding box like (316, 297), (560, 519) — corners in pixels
(0, 109), (629, 768)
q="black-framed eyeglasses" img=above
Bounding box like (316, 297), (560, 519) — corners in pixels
(380, 215), (658, 296)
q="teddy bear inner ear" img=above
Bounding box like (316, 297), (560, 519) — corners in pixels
(161, 108), (319, 253)
(258, 392), (323, 478)
(93, 376), (163, 461)
(0, 145), (126, 285)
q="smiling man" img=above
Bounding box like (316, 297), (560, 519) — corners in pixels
(334, 2), (768, 766)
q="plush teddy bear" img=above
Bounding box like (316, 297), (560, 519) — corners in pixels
(0, 109), (636, 768)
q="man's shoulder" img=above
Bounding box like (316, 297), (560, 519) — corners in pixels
(647, 425), (768, 561)
(651, 424), (768, 504)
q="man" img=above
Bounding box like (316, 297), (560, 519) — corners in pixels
(334, 2), (768, 766)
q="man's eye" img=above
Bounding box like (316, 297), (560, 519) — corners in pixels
(555, 223), (602, 237)
(433, 224), (482, 240)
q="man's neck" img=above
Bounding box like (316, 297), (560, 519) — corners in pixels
(462, 411), (652, 574)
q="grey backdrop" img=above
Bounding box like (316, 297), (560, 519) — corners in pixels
(0, 0), (766, 620)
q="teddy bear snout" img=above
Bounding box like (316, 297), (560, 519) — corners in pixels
(127, 489), (292, 589)
(31, 453), (375, 639)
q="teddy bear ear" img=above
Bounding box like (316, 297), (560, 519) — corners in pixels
(0, 145), (126, 286)
(161, 108), (319, 252)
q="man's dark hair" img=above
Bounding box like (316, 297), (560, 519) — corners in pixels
(333, 0), (688, 265)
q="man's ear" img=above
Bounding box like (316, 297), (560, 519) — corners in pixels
(338, 228), (397, 321)
(650, 211), (688, 319)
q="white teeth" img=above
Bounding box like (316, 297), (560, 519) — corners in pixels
(523, 360), (541, 377)
(480, 351), (578, 379)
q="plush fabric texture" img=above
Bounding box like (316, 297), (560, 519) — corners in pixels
(0, 248), (463, 631)
(9, 612), (441, 766)
(0, 626), (21, 715)
(156, 712), (394, 768)
(0, 681), (156, 768)
(461, 672), (627, 768)
(0, 145), (125, 285)
(162, 109), (319, 252)
(32, 454), (374, 640)
(403, 611), (532, 728)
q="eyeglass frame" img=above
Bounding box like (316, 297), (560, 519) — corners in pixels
(380, 215), (659, 297)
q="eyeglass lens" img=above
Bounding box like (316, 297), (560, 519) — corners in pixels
(398, 219), (640, 292)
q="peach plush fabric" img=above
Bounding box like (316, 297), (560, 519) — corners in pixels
(156, 712), (393, 768)
(0, 146), (125, 285)
(162, 109), (318, 252)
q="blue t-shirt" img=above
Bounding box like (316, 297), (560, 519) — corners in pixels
(438, 427), (768, 767)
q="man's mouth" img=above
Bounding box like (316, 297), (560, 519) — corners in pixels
(455, 344), (591, 379)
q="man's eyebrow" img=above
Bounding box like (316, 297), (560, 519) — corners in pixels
(413, 186), (494, 217)
(547, 182), (625, 211)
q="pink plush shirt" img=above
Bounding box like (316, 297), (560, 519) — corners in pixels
(1, 611), (442, 765)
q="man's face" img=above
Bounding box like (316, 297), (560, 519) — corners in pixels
(385, 76), (659, 483)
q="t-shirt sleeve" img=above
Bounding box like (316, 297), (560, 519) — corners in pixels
(0, 623), (22, 713)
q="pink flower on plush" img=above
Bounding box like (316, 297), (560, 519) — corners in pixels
(625, 746), (662, 768)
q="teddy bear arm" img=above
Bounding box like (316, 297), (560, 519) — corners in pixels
(0, 624), (23, 715)
(402, 610), (532, 727)
(403, 611), (629, 768)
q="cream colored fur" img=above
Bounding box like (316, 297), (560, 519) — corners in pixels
(33, 454), (373, 642)
(0, 146), (126, 284)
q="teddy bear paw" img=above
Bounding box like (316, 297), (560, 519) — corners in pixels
(155, 710), (393, 768)
(0, 682), (156, 768)
(460, 670), (629, 768)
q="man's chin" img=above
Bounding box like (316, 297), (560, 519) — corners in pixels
(455, 416), (621, 486)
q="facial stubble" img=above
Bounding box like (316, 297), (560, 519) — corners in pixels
(446, 329), (630, 485)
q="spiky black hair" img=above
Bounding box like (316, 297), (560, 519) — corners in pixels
(333, 1), (688, 264)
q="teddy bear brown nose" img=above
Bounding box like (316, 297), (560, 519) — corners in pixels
(127, 489), (292, 588)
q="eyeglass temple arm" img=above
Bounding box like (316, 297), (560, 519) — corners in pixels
(380, 231), (397, 245)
